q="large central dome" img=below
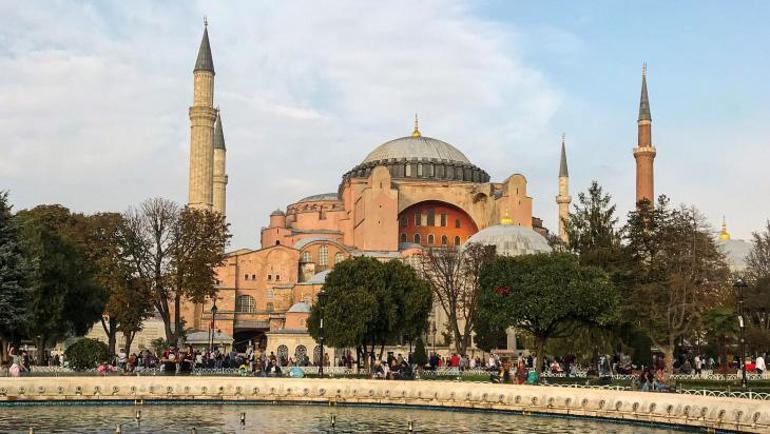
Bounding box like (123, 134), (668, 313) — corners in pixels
(342, 121), (489, 184)
(361, 136), (471, 165)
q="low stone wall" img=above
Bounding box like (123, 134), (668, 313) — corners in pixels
(1, 376), (768, 433)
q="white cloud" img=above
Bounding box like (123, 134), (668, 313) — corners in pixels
(0, 0), (561, 247)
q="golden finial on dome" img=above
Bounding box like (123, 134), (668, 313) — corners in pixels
(719, 216), (731, 240)
(411, 113), (421, 137)
(500, 209), (513, 225)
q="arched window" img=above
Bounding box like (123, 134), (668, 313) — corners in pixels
(295, 345), (308, 361)
(414, 233), (421, 244)
(427, 234), (434, 245)
(277, 345), (288, 363)
(318, 245), (328, 268)
(235, 295), (256, 313)
(335, 252), (345, 264)
(454, 236), (461, 246)
(301, 251), (311, 263)
(441, 235), (448, 246)
(400, 233), (407, 243)
(455, 218), (461, 228)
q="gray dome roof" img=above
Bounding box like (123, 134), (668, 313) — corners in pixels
(466, 224), (551, 256)
(287, 301), (311, 313)
(362, 136), (471, 165)
(270, 209), (285, 216)
(298, 193), (339, 203)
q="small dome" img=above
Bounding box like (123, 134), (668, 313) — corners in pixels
(287, 301), (311, 313)
(298, 193), (339, 203)
(361, 136), (471, 165)
(306, 269), (332, 284)
(466, 224), (551, 256)
(270, 209), (285, 216)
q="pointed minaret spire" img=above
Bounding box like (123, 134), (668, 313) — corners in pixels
(556, 133), (571, 243)
(214, 108), (226, 150)
(188, 20), (217, 211)
(638, 62), (651, 122)
(212, 108), (228, 216)
(559, 133), (569, 177)
(194, 19), (215, 74)
(634, 62), (656, 206)
(411, 113), (421, 137)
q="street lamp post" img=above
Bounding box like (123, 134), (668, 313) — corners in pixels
(317, 289), (328, 378)
(431, 322), (437, 354)
(734, 278), (748, 389)
(209, 301), (218, 354)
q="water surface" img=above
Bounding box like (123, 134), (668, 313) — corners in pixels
(0, 403), (686, 433)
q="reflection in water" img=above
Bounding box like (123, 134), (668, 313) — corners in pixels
(1, 403), (684, 433)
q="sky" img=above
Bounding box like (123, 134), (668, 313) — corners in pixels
(1, 0), (769, 249)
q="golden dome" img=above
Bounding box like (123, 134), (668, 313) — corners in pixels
(719, 216), (731, 241)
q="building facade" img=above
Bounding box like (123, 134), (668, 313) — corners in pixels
(177, 25), (668, 358)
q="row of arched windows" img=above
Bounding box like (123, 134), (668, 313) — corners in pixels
(400, 233), (461, 247)
(301, 247), (345, 266)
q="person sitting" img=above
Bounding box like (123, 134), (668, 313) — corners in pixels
(372, 360), (386, 379)
(266, 360), (282, 377)
(640, 368), (654, 392)
(654, 368), (670, 392)
(526, 369), (539, 385)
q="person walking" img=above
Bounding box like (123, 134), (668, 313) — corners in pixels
(756, 353), (766, 375)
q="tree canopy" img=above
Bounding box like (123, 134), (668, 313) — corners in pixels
(623, 197), (730, 372)
(15, 204), (108, 361)
(420, 243), (495, 355)
(121, 198), (230, 344)
(308, 256), (432, 366)
(0, 192), (32, 362)
(476, 252), (617, 372)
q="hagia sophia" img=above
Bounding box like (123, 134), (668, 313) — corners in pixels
(166, 23), (746, 360)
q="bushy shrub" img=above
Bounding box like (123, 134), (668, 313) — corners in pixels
(65, 338), (110, 370)
(413, 337), (428, 367)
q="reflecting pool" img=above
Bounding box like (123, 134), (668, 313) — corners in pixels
(1, 403), (686, 433)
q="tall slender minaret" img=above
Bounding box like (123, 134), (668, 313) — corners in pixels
(556, 133), (571, 243)
(212, 109), (228, 216)
(188, 20), (217, 211)
(634, 63), (656, 206)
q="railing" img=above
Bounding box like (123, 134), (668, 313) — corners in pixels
(5, 366), (770, 382)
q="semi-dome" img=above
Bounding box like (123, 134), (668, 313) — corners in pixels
(287, 301), (311, 313)
(361, 136), (471, 165)
(466, 224), (551, 257)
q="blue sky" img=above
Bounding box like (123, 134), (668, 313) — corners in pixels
(1, 0), (768, 248)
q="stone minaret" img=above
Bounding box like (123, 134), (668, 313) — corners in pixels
(212, 109), (228, 216)
(556, 133), (571, 243)
(633, 63), (656, 206)
(188, 21), (217, 211)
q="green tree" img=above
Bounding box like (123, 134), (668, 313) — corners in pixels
(16, 205), (108, 362)
(307, 257), (432, 369)
(0, 192), (32, 363)
(702, 307), (739, 370)
(64, 338), (110, 370)
(564, 181), (625, 270)
(744, 222), (770, 349)
(80, 212), (152, 357)
(476, 252), (617, 373)
(121, 198), (230, 344)
(624, 197), (731, 373)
